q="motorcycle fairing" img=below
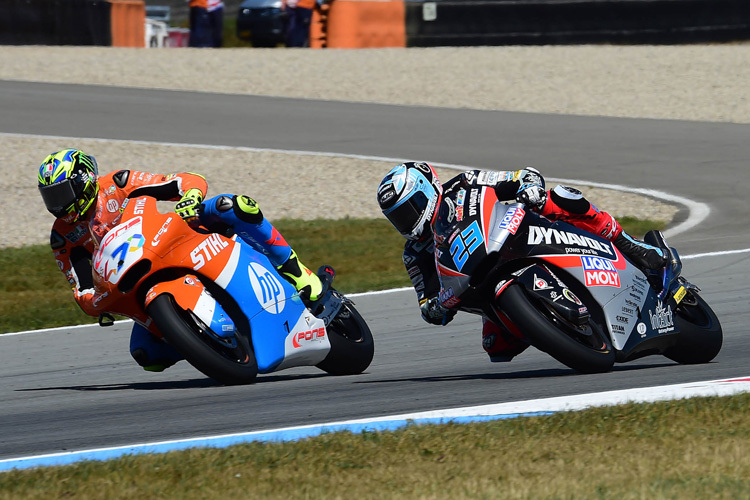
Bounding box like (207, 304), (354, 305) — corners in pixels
(93, 196), (332, 374)
(519, 214), (681, 355)
(199, 238), (331, 373)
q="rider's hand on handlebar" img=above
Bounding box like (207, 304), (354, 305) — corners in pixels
(175, 188), (204, 223)
(516, 184), (547, 209)
(420, 297), (457, 326)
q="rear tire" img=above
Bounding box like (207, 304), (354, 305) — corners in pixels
(316, 300), (374, 375)
(146, 294), (258, 385)
(663, 291), (723, 364)
(497, 284), (615, 374)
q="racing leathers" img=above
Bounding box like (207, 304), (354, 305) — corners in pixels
(403, 168), (668, 362)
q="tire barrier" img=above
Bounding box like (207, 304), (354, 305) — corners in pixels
(0, 0), (112, 45)
(0, 0), (145, 47)
(311, 0), (750, 48)
(404, 0), (750, 47)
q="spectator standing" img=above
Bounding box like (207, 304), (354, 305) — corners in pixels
(283, 0), (317, 47)
(207, 0), (225, 48)
(189, 0), (224, 47)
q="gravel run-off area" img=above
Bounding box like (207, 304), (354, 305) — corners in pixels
(3, 44), (748, 248)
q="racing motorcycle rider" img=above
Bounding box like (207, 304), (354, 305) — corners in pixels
(38, 148), (323, 372)
(376, 161), (669, 362)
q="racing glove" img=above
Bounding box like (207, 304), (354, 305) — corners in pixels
(420, 297), (457, 326)
(175, 188), (204, 223)
(515, 167), (547, 208)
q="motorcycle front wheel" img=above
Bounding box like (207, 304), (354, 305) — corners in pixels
(316, 299), (374, 375)
(663, 290), (723, 364)
(497, 284), (615, 374)
(146, 294), (258, 385)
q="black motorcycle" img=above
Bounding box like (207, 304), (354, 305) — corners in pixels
(433, 185), (722, 373)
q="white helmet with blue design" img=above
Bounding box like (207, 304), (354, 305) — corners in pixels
(377, 162), (443, 241)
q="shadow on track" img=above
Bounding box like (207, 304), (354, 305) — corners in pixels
(355, 361), (677, 384)
(15, 372), (330, 391)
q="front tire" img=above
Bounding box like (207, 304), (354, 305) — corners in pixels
(497, 284), (615, 374)
(146, 294), (258, 385)
(316, 300), (374, 375)
(663, 290), (723, 364)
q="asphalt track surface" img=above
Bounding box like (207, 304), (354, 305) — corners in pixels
(0, 80), (749, 460)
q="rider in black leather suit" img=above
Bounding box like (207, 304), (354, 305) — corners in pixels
(377, 162), (668, 362)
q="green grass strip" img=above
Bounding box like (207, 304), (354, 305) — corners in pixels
(0, 392), (746, 499)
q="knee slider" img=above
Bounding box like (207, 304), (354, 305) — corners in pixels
(233, 195), (264, 224)
(131, 347), (150, 367)
(550, 185), (590, 215)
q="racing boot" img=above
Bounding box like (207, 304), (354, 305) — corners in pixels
(276, 249), (324, 302)
(481, 317), (529, 362)
(614, 231), (669, 272)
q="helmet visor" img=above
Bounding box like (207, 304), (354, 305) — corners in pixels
(386, 191), (429, 237)
(39, 179), (77, 218)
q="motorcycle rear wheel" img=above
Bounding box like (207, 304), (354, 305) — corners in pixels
(498, 284), (615, 374)
(147, 294), (258, 385)
(663, 290), (723, 364)
(316, 300), (374, 375)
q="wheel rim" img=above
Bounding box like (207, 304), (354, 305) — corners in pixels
(676, 293), (712, 329)
(184, 309), (254, 365)
(328, 305), (365, 343)
(538, 300), (610, 353)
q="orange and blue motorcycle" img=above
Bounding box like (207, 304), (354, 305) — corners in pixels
(88, 195), (373, 385)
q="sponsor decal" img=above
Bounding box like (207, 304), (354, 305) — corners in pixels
(615, 315), (630, 323)
(184, 276), (197, 286)
(468, 189), (480, 217)
(456, 206), (464, 221)
(456, 189), (466, 206)
(439, 287), (461, 308)
(621, 306), (635, 315)
(151, 216), (174, 247)
(56, 259), (65, 271)
(379, 190), (394, 204)
(533, 274), (552, 290)
(93, 292), (109, 307)
(498, 207), (525, 235)
(191, 233), (229, 270)
(133, 198), (147, 215)
(494, 279), (511, 297)
(563, 288), (583, 305)
(611, 324), (626, 335)
(650, 302), (675, 334)
(248, 262), (285, 314)
(477, 171), (501, 186)
(625, 299), (640, 308)
(674, 286), (687, 304)
(292, 327), (326, 348)
(106, 199), (120, 213)
(637, 322), (647, 337)
(65, 225), (88, 244)
(528, 226), (614, 256)
(444, 198), (456, 223)
(581, 256), (621, 287)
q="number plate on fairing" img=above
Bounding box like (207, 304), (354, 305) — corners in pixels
(93, 217), (145, 284)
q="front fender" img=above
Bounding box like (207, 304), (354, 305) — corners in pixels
(504, 263), (589, 326)
(145, 275), (237, 339)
